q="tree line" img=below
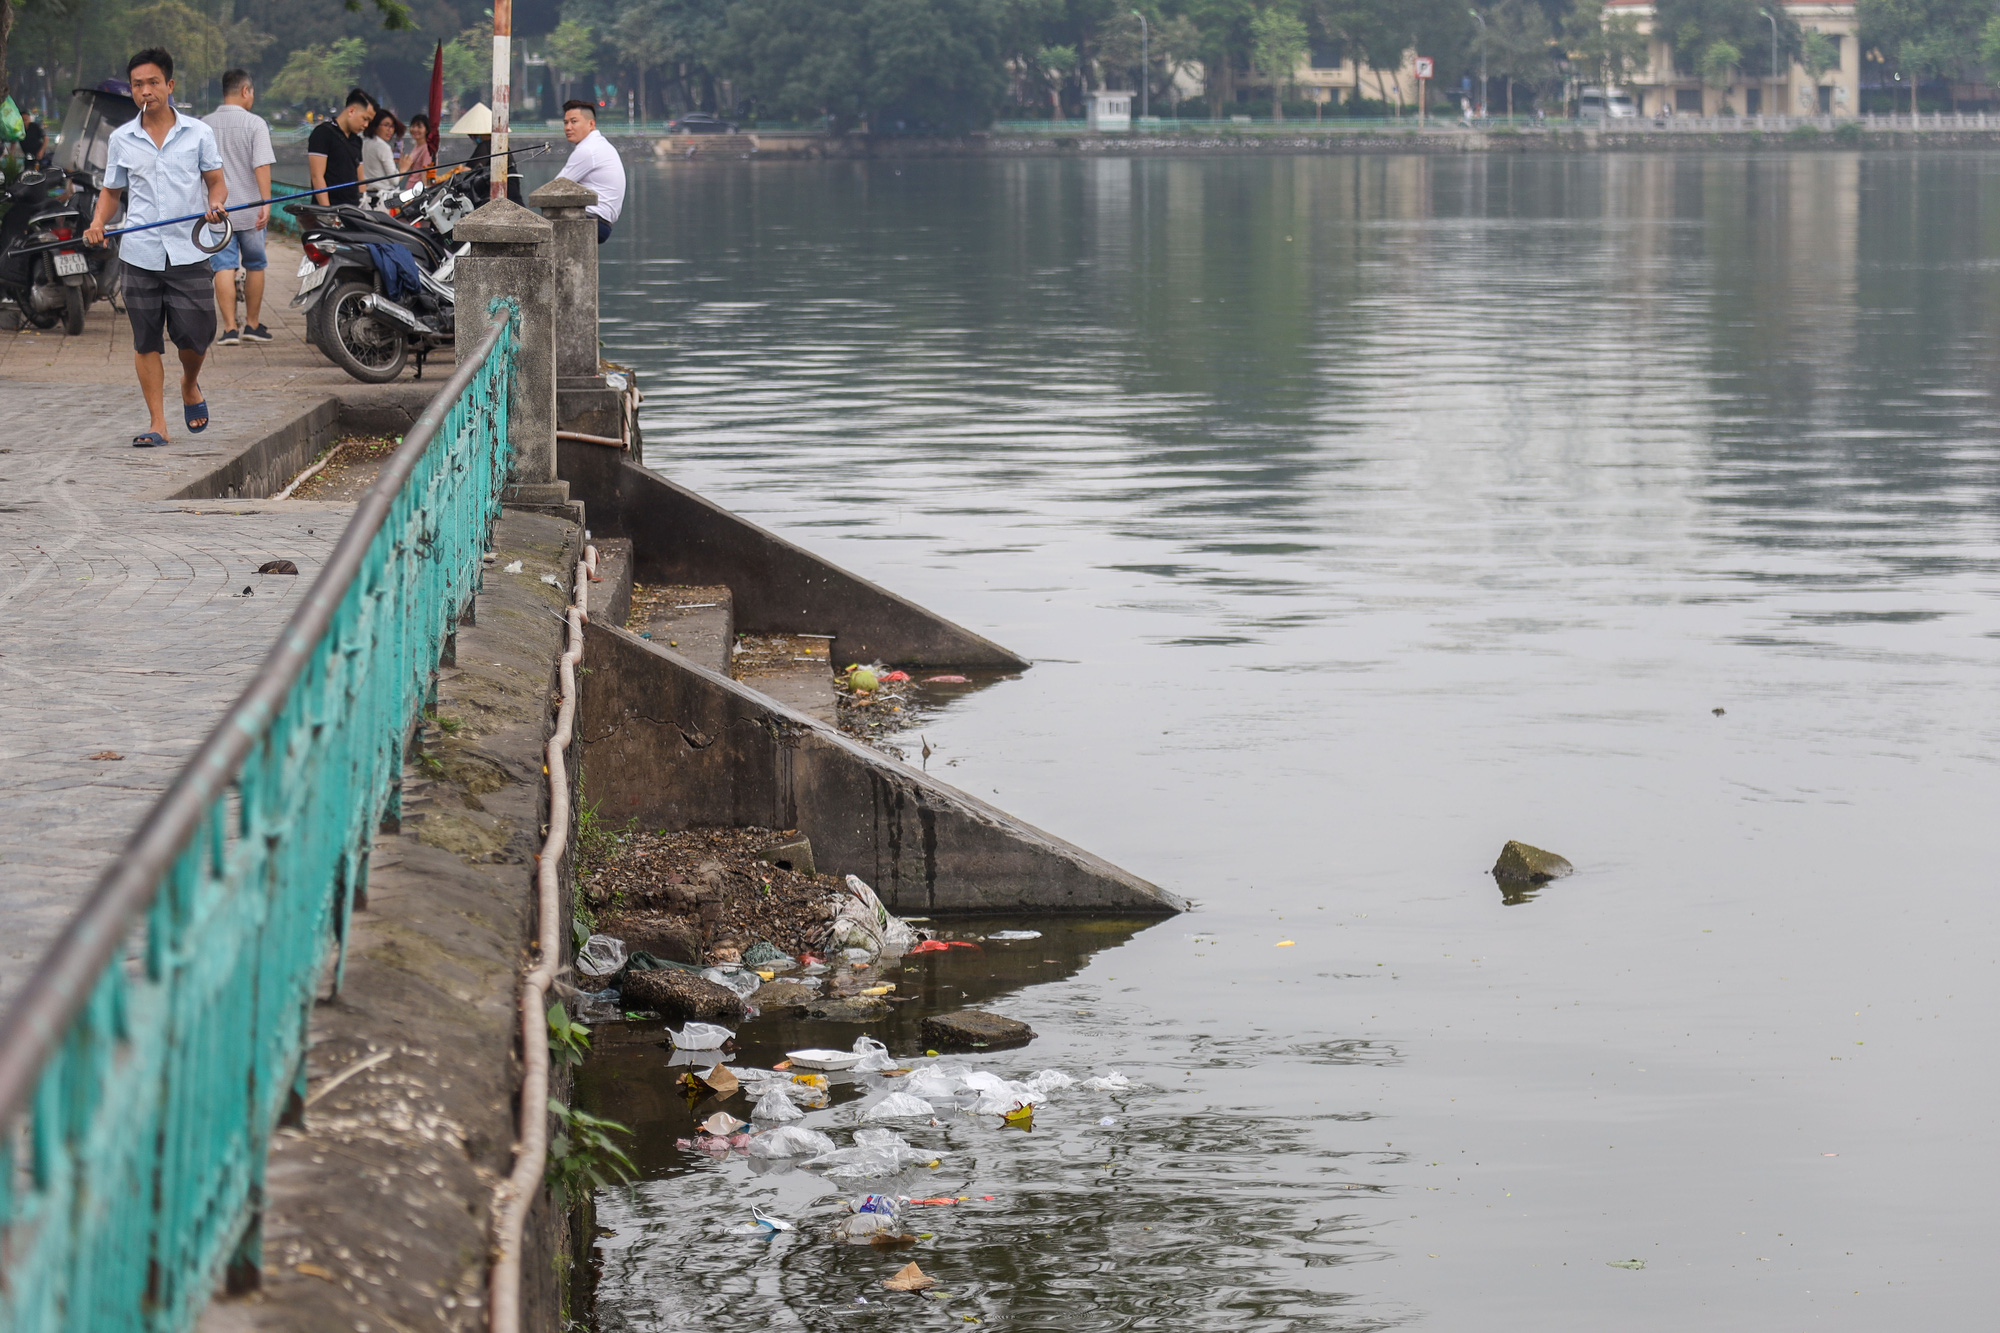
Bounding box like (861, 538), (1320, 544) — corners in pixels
(7, 0), (2000, 132)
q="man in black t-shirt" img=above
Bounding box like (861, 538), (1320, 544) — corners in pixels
(307, 87), (375, 205)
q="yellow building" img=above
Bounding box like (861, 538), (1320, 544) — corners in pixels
(1606, 0), (1861, 116)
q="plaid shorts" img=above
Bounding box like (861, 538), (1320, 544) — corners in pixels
(122, 261), (217, 355)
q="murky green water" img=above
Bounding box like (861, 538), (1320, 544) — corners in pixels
(571, 152), (2000, 1330)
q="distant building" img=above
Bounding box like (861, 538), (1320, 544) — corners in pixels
(1604, 0), (1860, 117)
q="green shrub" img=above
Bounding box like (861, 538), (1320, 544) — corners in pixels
(1787, 123), (1822, 141)
(1833, 120), (1863, 144)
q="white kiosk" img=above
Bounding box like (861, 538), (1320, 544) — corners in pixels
(1087, 90), (1133, 132)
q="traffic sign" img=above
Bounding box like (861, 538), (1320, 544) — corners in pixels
(1414, 56), (1434, 79)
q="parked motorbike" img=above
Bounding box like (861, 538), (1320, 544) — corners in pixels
(291, 171), (478, 383)
(0, 170), (92, 335)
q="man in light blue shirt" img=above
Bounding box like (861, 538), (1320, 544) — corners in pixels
(83, 47), (228, 448)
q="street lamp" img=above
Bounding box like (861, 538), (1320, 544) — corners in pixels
(1760, 8), (1778, 114)
(1132, 10), (1149, 121)
(1468, 9), (1486, 122)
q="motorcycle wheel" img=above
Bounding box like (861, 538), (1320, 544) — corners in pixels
(61, 283), (85, 336)
(13, 292), (59, 330)
(322, 280), (408, 384)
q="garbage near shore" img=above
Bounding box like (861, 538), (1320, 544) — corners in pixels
(579, 822), (952, 1023)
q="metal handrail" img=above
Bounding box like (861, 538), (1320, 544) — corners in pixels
(0, 306), (517, 1330)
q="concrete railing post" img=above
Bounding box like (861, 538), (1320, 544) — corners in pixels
(529, 176), (632, 445)
(456, 199), (568, 508)
(528, 177), (600, 387)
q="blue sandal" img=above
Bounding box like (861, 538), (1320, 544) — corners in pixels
(183, 399), (208, 434)
(132, 431), (169, 448)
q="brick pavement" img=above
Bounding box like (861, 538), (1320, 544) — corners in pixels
(0, 239), (437, 1012)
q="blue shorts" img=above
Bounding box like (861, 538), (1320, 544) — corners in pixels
(208, 225), (268, 273)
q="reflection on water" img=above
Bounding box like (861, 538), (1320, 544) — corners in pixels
(576, 152), (2000, 1330)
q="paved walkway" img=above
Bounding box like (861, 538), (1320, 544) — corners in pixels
(0, 237), (438, 1012)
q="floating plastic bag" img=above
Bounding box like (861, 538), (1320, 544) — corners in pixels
(1025, 1069), (1075, 1094)
(702, 966), (762, 1000)
(804, 1128), (933, 1181)
(1082, 1071), (1135, 1091)
(576, 934), (627, 980)
(901, 1066), (962, 1102)
(862, 1092), (935, 1121)
(987, 930), (1042, 941)
(668, 1022), (734, 1050)
(751, 1088), (804, 1124)
(828, 874), (918, 957)
(852, 1035), (899, 1073)
(747, 1126), (837, 1159)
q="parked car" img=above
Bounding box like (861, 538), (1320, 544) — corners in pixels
(1575, 87), (1638, 122)
(669, 113), (739, 134)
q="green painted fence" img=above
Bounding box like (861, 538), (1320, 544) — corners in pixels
(0, 303), (519, 1331)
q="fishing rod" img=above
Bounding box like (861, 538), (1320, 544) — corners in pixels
(13, 142), (552, 258)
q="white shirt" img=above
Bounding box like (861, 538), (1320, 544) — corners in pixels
(557, 128), (625, 225)
(104, 109), (221, 269)
(202, 103), (274, 232)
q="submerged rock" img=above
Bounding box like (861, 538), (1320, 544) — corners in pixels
(922, 1010), (1036, 1051)
(754, 980), (820, 1013)
(620, 967), (747, 1022)
(1492, 840), (1574, 884)
(804, 995), (893, 1022)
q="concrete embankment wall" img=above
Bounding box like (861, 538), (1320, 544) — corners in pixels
(560, 443), (1030, 670)
(580, 619), (1184, 915)
(637, 126), (2000, 160)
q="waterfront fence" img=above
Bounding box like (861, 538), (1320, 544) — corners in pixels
(0, 306), (519, 1332)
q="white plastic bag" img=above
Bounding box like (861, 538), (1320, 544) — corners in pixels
(828, 874), (918, 956)
(701, 966), (762, 1000)
(668, 1022), (734, 1050)
(901, 1066), (962, 1101)
(852, 1035), (899, 1073)
(1025, 1069), (1075, 1094)
(1082, 1071), (1135, 1091)
(576, 934), (627, 979)
(862, 1092), (936, 1121)
(747, 1126), (837, 1159)
(804, 1128), (933, 1180)
(751, 1089), (804, 1124)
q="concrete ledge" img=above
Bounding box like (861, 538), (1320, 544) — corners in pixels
(580, 621), (1183, 915)
(200, 511), (584, 1333)
(559, 447), (1031, 670)
(162, 384), (442, 502)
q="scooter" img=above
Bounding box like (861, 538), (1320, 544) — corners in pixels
(0, 170), (93, 335)
(291, 171), (480, 382)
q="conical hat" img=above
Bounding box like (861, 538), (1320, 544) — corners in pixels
(449, 102), (493, 135)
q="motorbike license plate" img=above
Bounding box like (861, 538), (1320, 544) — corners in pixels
(298, 262), (327, 294)
(53, 252), (87, 277)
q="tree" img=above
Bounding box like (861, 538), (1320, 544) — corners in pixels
(711, 0), (1009, 133)
(126, 0), (228, 92)
(1564, 0), (1649, 90)
(612, 3), (679, 120)
(1698, 36), (1739, 108)
(443, 25), (488, 105)
(545, 16), (599, 106)
(266, 35), (366, 108)
(1486, 0), (1554, 116)
(1187, 0), (1256, 114)
(1860, 0), (1987, 113)
(1155, 13), (1203, 110)
(1250, 4), (1307, 119)
(1038, 41), (1076, 115)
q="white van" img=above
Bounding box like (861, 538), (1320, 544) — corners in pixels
(1575, 87), (1638, 122)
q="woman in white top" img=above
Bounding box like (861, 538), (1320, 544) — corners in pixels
(361, 109), (401, 207)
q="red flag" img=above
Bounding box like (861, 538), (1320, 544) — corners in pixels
(426, 41), (443, 167)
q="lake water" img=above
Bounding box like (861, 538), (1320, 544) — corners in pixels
(573, 151), (2000, 1330)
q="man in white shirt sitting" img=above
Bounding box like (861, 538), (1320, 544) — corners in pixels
(556, 100), (626, 244)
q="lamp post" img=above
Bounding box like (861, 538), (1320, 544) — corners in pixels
(491, 0), (512, 201)
(1760, 8), (1778, 116)
(1132, 10), (1150, 121)
(1468, 9), (1486, 122)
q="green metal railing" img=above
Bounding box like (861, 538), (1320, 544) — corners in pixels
(0, 304), (518, 1332)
